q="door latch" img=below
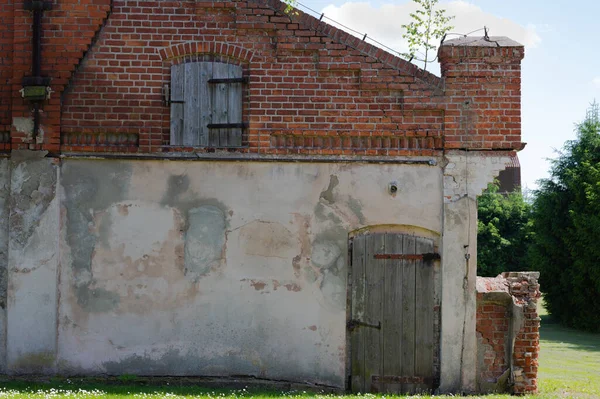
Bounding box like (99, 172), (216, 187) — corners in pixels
(347, 319), (381, 332)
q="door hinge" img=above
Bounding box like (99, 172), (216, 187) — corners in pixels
(347, 319), (381, 332)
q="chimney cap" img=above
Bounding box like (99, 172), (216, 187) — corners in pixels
(442, 36), (523, 48)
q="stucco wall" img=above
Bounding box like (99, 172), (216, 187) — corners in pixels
(0, 158), (8, 373)
(5, 157), (442, 386)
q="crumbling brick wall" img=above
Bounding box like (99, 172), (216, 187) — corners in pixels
(476, 272), (540, 394)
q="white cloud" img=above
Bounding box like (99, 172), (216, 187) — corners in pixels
(593, 77), (600, 88)
(321, 0), (541, 58)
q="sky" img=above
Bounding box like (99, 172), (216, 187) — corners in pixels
(294, 0), (600, 190)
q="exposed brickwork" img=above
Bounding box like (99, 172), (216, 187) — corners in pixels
(0, 0), (14, 151)
(8, 0), (111, 152)
(504, 272), (541, 395)
(476, 300), (509, 384)
(0, 0), (524, 156)
(439, 38), (525, 151)
(476, 272), (540, 394)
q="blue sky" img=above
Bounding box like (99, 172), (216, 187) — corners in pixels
(296, 0), (600, 190)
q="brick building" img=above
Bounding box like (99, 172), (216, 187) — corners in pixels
(0, 0), (538, 394)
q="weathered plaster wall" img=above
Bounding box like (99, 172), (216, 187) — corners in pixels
(6, 151), (60, 373)
(0, 157), (9, 372)
(439, 152), (512, 393)
(49, 159), (443, 386)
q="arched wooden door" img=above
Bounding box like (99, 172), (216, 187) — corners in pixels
(348, 232), (437, 394)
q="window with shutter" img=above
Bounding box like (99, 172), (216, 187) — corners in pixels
(170, 62), (244, 147)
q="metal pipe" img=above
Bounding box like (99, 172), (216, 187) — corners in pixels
(32, 7), (41, 77)
(31, 5), (43, 145)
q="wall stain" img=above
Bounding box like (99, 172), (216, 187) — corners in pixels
(284, 283), (301, 292)
(9, 157), (57, 249)
(292, 213), (312, 279)
(250, 280), (266, 291)
(239, 220), (295, 259)
(62, 160), (132, 313)
(319, 175), (339, 204)
(184, 205), (226, 281)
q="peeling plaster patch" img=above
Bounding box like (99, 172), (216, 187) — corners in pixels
(87, 202), (200, 314)
(347, 197), (366, 225)
(311, 241), (341, 269)
(11, 117), (36, 142)
(284, 283), (302, 292)
(61, 161), (133, 310)
(240, 279), (303, 293)
(239, 220), (295, 259)
(9, 157), (57, 250)
(319, 175), (339, 204)
(161, 174), (190, 206)
(184, 206), (226, 280)
(250, 280), (266, 291)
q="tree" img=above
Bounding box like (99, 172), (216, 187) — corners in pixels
(477, 182), (533, 277)
(401, 0), (454, 70)
(282, 0), (297, 14)
(530, 102), (600, 332)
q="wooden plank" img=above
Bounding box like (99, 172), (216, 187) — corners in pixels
(169, 64), (185, 145)
(183, 62), (200, 146)
(227, 63), (243, 146)
(382, 233), (403, 394)
(350, 234), (366, 393)
(198, 62), (212, 147)
(364, 233), (385, 393)
(211, 62), (229, 146)
(401, 235), (417, 394)
(415, 236), (435, 394)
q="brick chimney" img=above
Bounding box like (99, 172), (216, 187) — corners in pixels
(438, 36), (525, 151)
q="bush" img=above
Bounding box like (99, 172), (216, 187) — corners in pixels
(477, 182), (533, 277)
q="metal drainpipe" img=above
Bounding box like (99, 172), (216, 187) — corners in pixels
(23, 0), (52, 147)
(31, 3), (42, 146)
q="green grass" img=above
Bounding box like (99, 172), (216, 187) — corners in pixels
(0, 300), (598, 398)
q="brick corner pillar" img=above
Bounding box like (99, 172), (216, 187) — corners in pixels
(438, 36), (525, 151)
(503, 272), (541, 394)
(437, 35), (526, 394)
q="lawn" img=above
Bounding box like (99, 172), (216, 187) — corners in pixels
(1, 301), (598, 399)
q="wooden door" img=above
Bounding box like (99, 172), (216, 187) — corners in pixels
(349, 232), (436, 394)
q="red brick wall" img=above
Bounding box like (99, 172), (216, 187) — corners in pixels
(0, 0), (524, 156)
(439, 40), (525, 151)
(476, 301), (509, 385)
(8, 0), (111, 151)
(505, 272), (541, 395)
(0, 0), (14, 151)
(476, 272), (540, 394)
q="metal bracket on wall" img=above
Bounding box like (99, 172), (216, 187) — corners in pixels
(24, 0), (53, 11)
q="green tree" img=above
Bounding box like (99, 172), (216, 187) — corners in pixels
(531, 103), (600, 332)
(477, 182), (533, 277)
(401, 0), (454, 70)
(282, 0), (297, 14)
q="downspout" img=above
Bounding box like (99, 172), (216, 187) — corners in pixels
(22, 0), (52, 147)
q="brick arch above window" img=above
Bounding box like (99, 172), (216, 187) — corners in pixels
(158, 41), (255, 64)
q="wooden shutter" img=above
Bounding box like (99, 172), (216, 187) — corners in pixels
(170, 63), (185, 145)
(170, 62), (243, 147)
